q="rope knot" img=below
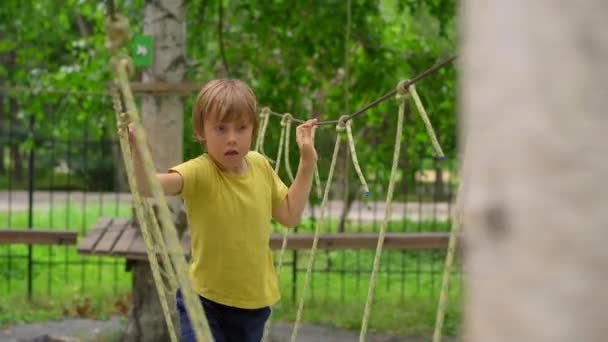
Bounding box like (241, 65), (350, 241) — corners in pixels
(260, 107), (270, 118)
(281, 113), (292, 126)
(104, 14), (130, 53)
(118, 112), (130, 130)
(396, 80), (409, 100)
(336, 115), (349, 132)
(110, 55), (135, 77)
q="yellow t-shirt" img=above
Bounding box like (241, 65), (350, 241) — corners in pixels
(169, 151), (288, 309)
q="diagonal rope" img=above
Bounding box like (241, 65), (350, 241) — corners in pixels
(264, 56), (457, 128)
(142, 199), (178, 291)
(345, 119), (370, 196)
(274, 113), (290, 173)
(112, 89), (178, 342)
(255, 107), (270, 154)
(432, 178), (464, 342)
(359, 82), (407, 341)
(105, 12), (212, 340)
(407, 83), (445, 159)
(115, 59), (213, 341)
(311, 126), (323, 202)
(290, 117), (346, 342)
(283, 114), (295, 183)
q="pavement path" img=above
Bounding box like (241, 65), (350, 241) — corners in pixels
(0, 318), (458, 342)
(0, 191), (453, 223)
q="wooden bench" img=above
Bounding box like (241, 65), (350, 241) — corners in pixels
(77, 217), (454, 261)
(0, 229), (78, 245)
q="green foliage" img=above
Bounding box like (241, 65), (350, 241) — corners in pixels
(1, 0), (457, 190)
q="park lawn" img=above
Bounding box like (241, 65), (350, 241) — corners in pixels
(0, 203), (461, 337)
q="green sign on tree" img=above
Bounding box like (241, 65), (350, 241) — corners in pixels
(131, 35), (153, 67)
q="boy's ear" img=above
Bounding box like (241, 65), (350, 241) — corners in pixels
(195, 131), (206, 143)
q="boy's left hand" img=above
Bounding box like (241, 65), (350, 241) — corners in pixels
(295, 119), (318, 165)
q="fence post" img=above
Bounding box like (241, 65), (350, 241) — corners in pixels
(27, 113), (35, 300)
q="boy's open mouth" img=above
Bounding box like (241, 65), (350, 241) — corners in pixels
(224, 150), (239, 156)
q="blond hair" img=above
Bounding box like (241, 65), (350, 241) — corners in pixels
(192, 79), (258, 141)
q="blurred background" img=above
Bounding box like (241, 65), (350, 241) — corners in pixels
(0, 0), (459, 340)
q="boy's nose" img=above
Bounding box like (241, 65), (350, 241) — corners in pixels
(227, 131), (237, 143)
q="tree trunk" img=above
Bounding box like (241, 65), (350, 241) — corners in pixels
(461, 1), (608, 341)
(123, 1), (186, 341)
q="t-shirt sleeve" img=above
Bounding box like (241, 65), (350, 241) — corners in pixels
(270, 166), (289, 207)
(258, 154), (289, 207)
(254, 152), (289, 207)
(168, 156), (213, 200)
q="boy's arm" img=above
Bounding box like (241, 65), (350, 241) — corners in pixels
(272, 161), (315, 227)
(272, 119), (317, 227)
(128, 125), (184, 197)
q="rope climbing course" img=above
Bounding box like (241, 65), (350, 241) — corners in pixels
(103, 5), (456, 341)
(290, 116), (348, 342)
(358, 82), (408, 341)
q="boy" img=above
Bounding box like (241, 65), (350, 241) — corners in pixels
(128, 79), (317, 342)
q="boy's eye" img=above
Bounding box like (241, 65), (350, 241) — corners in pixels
(216, 125), (225, 131)
(239, 125), (247, 131)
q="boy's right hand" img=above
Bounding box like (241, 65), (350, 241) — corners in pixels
(118, 123), (137, 149)
(126, 123), (137, 145)
(118, 123), (137, 146)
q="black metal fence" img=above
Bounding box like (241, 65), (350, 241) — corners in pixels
(1, 91), (460, 311)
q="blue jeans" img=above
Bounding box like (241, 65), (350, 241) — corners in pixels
(176, 289), (271, 342)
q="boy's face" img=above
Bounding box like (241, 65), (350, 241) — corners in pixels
(200, 117), (254, 172)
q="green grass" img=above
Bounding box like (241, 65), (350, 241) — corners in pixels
(0, 171), (90, 191)
(0, 202), (133, 325)
(271, 247), (462, 336)
(0, 203), (462, 337)
(0, 201), (131, 230)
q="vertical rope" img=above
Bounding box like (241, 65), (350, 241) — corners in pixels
(143, 199), (178, 290)
(345, 120), (370, 196)
(311, 126), (323, 202)
(283, 114), (295, 183)
(274, 114), (289, 173)
(290, 119), (346, 342)
(407, 83), (445, 159)
(359, 83), (406, 341)
(432, 179), (464, 342)
(255, 107), (270, 154)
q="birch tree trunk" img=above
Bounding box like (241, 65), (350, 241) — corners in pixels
(123, 1), (186, 341)
(461, 1), (608, 341)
